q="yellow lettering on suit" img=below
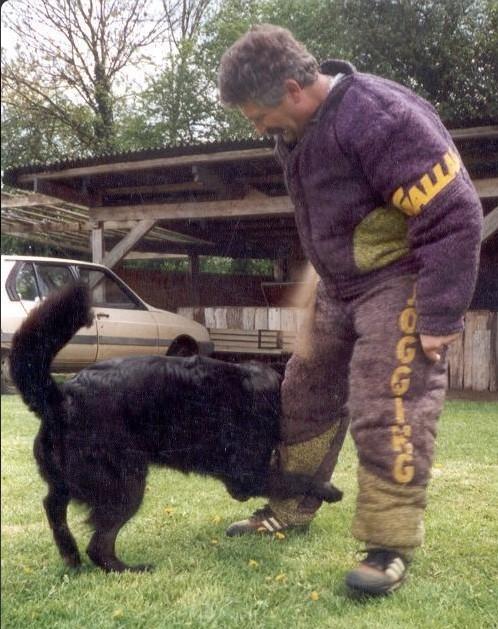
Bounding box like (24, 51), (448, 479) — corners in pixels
(399, 307), (417, 334)
(391, 366), (411, 396)
(396, 335), (417, 364)
(390, 286), (417, 484)
(391, 424), (412, 452)
(391, 149), (461, 216)
(394, 453), (416, 484)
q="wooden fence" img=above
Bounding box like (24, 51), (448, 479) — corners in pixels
(178, 306), (497, 393)
(447, 310), (497, 392)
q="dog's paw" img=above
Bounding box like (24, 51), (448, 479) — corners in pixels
(63, 552), (82, 568)
(317, 482), (343, 503)
(226, 489), (251, 502)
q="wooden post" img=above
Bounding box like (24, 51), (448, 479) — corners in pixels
(189, 253), (200, 307)
(91, 222), (104, 264)
(273, 258), (287, 281)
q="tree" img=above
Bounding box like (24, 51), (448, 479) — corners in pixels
(202, 0), (497, 133)
(2, 0), (496, 165)
(121, 38), (217, 147)
(334, 0), (498, 126)
(120, 0), (220, 148)
(1, 0), (171, 156)
(1, 60), (94, 168)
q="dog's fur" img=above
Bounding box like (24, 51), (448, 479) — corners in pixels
(9, 284), (342, 572)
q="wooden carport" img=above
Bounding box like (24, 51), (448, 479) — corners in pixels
(2, 128), (497, 392)
(3, 128), (497, 277)
(2, 139), (298, 269)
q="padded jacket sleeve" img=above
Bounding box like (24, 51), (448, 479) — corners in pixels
(335, 78), (483, 335)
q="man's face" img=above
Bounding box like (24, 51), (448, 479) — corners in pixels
(240, 96), (301, 143)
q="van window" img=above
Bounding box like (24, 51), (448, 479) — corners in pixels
(35, 264), (74, 297)
(78, 268), (140, 309)
(15, 263), (39, 301)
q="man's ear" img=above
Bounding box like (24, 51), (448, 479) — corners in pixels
(284, 79), (303, 103)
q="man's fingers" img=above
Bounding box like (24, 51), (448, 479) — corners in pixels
(420, 333), (459, 362)
(424, 348), (441, 362)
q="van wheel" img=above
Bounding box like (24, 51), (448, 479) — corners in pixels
(167, 338), (198, 357)
(1, 352), (17, 395)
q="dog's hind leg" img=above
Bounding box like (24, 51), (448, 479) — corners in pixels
(43, 486), (81, 568)
(86, 472), (151, 573)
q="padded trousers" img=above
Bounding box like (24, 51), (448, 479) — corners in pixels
(269, 275), (448, 555)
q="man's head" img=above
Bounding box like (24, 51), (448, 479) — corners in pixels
(218, 24), (325, 142)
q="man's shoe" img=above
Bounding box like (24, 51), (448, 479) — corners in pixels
(345, 549), (409, 595)
(226, 505), (305, 537)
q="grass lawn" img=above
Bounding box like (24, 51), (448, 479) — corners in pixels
(1, 394), (497, 629)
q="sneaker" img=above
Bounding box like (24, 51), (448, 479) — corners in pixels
(345, 549), (408, 595)
(226, 505), (304, 537)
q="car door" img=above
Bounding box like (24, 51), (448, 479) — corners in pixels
(76, 266), (161, 361)
(15, 261), (98, 367)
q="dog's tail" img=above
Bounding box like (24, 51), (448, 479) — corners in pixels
(9, 283), (93, 420)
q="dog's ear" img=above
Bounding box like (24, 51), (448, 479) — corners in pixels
(315, 481), (343, 503)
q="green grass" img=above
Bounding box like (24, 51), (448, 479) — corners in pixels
(2, 395), (497, 629)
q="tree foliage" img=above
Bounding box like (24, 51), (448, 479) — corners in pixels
(119, 0), (241, 148)
(2, 0), (496, 262)
(335, 0), (498, 126)
(203, 0), (497, 135)
(2, 0), (497, 166)
(1, 0), (171, 160)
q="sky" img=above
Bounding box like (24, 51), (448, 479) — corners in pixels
(0, 0), (174, 98)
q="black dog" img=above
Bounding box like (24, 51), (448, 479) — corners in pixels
(9, 284), (342, 573)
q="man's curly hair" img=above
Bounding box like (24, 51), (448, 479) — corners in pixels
(218, 24), (319, 108)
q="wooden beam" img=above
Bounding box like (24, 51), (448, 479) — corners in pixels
(1, 192), (72, 208)
(125, 252), (189, 260)
(450, 126), (498, 140)
(3, 230), (89, 253)
(35, 180), (92, 208)
(1, 219), (159, 234)
(90, 195), (294, 222)
(483, 206), (498, 241)
(244, 186), (270, 199)
(474, 178), (498, 199)
(111, 239), (217, 257)
(2, 221), (85, 234)
(1, 218), (214, 246)
(192, 165), (222, 186)
(17, 147), (275, 183)
(104, 181), (205, 195)
(102, 219), (156, 269)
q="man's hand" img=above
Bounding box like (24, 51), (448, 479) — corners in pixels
(419, 333), (461, 362)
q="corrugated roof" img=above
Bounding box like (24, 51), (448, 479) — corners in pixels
(3, 137), (274, 184)
(4, 126), (497, 182)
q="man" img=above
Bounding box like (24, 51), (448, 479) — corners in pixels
(217, 24), (482, 595)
